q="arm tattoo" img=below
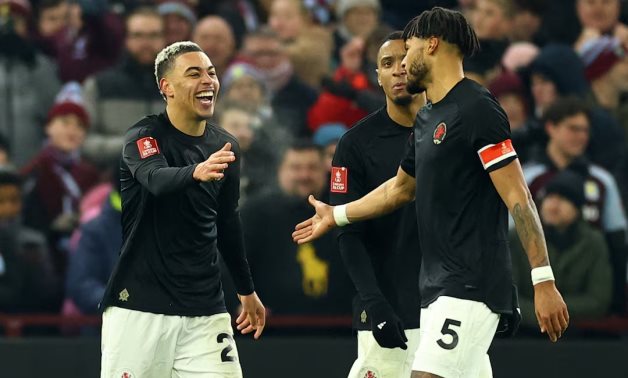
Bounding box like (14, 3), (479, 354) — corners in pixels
(512, 194), (549, 268)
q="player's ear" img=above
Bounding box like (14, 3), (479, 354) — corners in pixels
(427, 37), (439, 55)
(160, 77), (174, 98)
(376, 68), (382, 87)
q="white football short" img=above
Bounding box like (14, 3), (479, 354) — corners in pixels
(101, 306), (242, 378)
(347, 328), (420, 378)
(412, 296), (499, 378)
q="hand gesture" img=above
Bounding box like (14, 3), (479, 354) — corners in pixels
(193, 142), (235, 182)
(292, 195), (337, 244)
(534, 281), (569, 342)
(236, 292), (265, 340)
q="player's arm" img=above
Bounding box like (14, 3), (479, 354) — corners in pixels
(123, 128), (234, 196)
(292, 167), (415, 244)
(216, 139), (264, 340)
(489, 159), (569, 342)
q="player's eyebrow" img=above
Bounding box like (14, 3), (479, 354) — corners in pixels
(184, 66), (215, 73)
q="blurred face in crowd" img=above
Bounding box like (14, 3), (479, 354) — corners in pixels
(343, 6), (378, 38)
(511, 10), (542, 42)
(546, 112), (590, 159)
(576, 0), (620, 33)
(269, 0), (307, 41)
(193, 16), (235, 72)
(38, 0), (70, 37)
(377, 39), (413, 105)
(497, 93), (526, 130)
(225, 75), (265, 108)
(220, 108), (254, 151)
(46, 114), (87, 153)
(541, 194), (579, 229)
(402, 37), (431, 95)
(472, 0), (512, 40)
(163, 13), (193, 45)
(126, 13), (166, 66)
(607, 56), (628, 90)
(531, 73), (558, 115)
(0, 184), (21, 222)
(161, 52), (219, 120)
(278, 148), (326, 198)
(243, 35), (286, 71)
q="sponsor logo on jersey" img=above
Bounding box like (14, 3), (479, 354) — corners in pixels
(136, 137), (160, 159)
(330, 166), (348, 193)
(433, 122), (447, 144)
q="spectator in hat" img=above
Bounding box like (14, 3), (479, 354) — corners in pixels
(0, 0), (61, 166)
(333, 0), (382, 62)
(192, 15), (236, 78)
(157, 0), (196, 45)
(313, 123), (348, 173)
(510, 169), (613, 329)
(578, 36), (628, 138)
(21, 83), (100, 276)
(0, 168), (62, 313)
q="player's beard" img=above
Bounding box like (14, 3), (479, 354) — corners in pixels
(392, 94), (413, 106)
(407, 58), (429, 95)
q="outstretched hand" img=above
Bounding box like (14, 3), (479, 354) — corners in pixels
(534, 281), (569, 342)
(236, 292), (265, 340)
(292, 195), (337, 244)
(193, 142), (234, 182)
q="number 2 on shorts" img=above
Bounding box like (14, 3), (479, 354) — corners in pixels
(217, 333), (237, 362)
(437, 318), (461, 350)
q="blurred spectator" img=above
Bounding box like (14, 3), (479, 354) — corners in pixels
(192, 15), (236, 78)
(488, 71), (529, 131)
(313, 123), (348, 173)
(235, 141), (353, 316)
(82, 6), (166, 166)
(0, 168), (62, 313)
(66, 171), (121, 314)
(222, 62), (272, 119)
(523, 43), (625, 170)
(333, 0), (381, 62)
(239, 27), (318, 138)
(578, 35), (628, 138)
(196, 0), (263, 48)
(0, 134), (11, 167)
(471, 0), (514, 40)
(269, 0), (333, 88)
(511, 170), (612, 329)
(575, 0), (628, 50)
(510, 0), (546, 43)
(39, 0), (124, 83)
(0, 0), (61, 167)
(523, 97), (627, 314)
(215, 100), (276, 202)
(157, 0), (196, 45)
(463, 38), (508, 85)
(501, 41), (539, 72)
(21, 84), (100, 275)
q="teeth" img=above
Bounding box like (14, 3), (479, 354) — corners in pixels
(196, 90), (214, 98)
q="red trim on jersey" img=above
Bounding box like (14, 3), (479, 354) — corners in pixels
(330, 166), (348, 193)
(136, 137), (160, 159)
(477, 139), (516, 170)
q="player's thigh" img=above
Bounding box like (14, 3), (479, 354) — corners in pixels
(348, 329), (420, 378)
(101, 306), (178, 378)
(172, 312), (242, 378)
(412, 296), (499, 378)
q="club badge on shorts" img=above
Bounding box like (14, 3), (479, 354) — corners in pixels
(433, 122), (447, 144)
(330, 166), (348, 193)
(117, 369), (135, 378)
(359, 368), (380, 378)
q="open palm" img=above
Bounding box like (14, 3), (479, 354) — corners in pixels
(292, 195), (336, 244)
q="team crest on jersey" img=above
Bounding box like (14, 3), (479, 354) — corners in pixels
(359, 368), (379, 378)
(331, 166), (348, 193)
(136, 137), (160, 159)
(433, 122), (447, 144)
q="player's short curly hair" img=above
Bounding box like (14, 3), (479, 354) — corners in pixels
(154, 41), (204, 98)
(402, 7), (480, 58)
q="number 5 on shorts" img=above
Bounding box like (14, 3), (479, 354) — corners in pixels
(437, 319), (461, 350)
(217, 333), (237, 362)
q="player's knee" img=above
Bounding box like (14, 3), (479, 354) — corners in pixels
(411, 371), (443, 378)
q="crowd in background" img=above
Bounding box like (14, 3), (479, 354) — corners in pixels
(0, 0), (627, 338)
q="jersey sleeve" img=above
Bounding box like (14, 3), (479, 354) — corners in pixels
(122, 124), (197, 196)
(217, 139), (255, 295)
(470, 96), (518, 172)
(399, 132), (416, 177)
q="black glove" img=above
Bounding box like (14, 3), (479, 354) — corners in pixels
(367, 301), (408, 349)
(321, 77), (358, 100)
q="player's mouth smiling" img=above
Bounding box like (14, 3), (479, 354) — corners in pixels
(195, 90), (215, 106)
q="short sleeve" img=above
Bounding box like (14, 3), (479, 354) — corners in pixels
(471, 96), (517, 172)
(399, 132), (416, 177)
